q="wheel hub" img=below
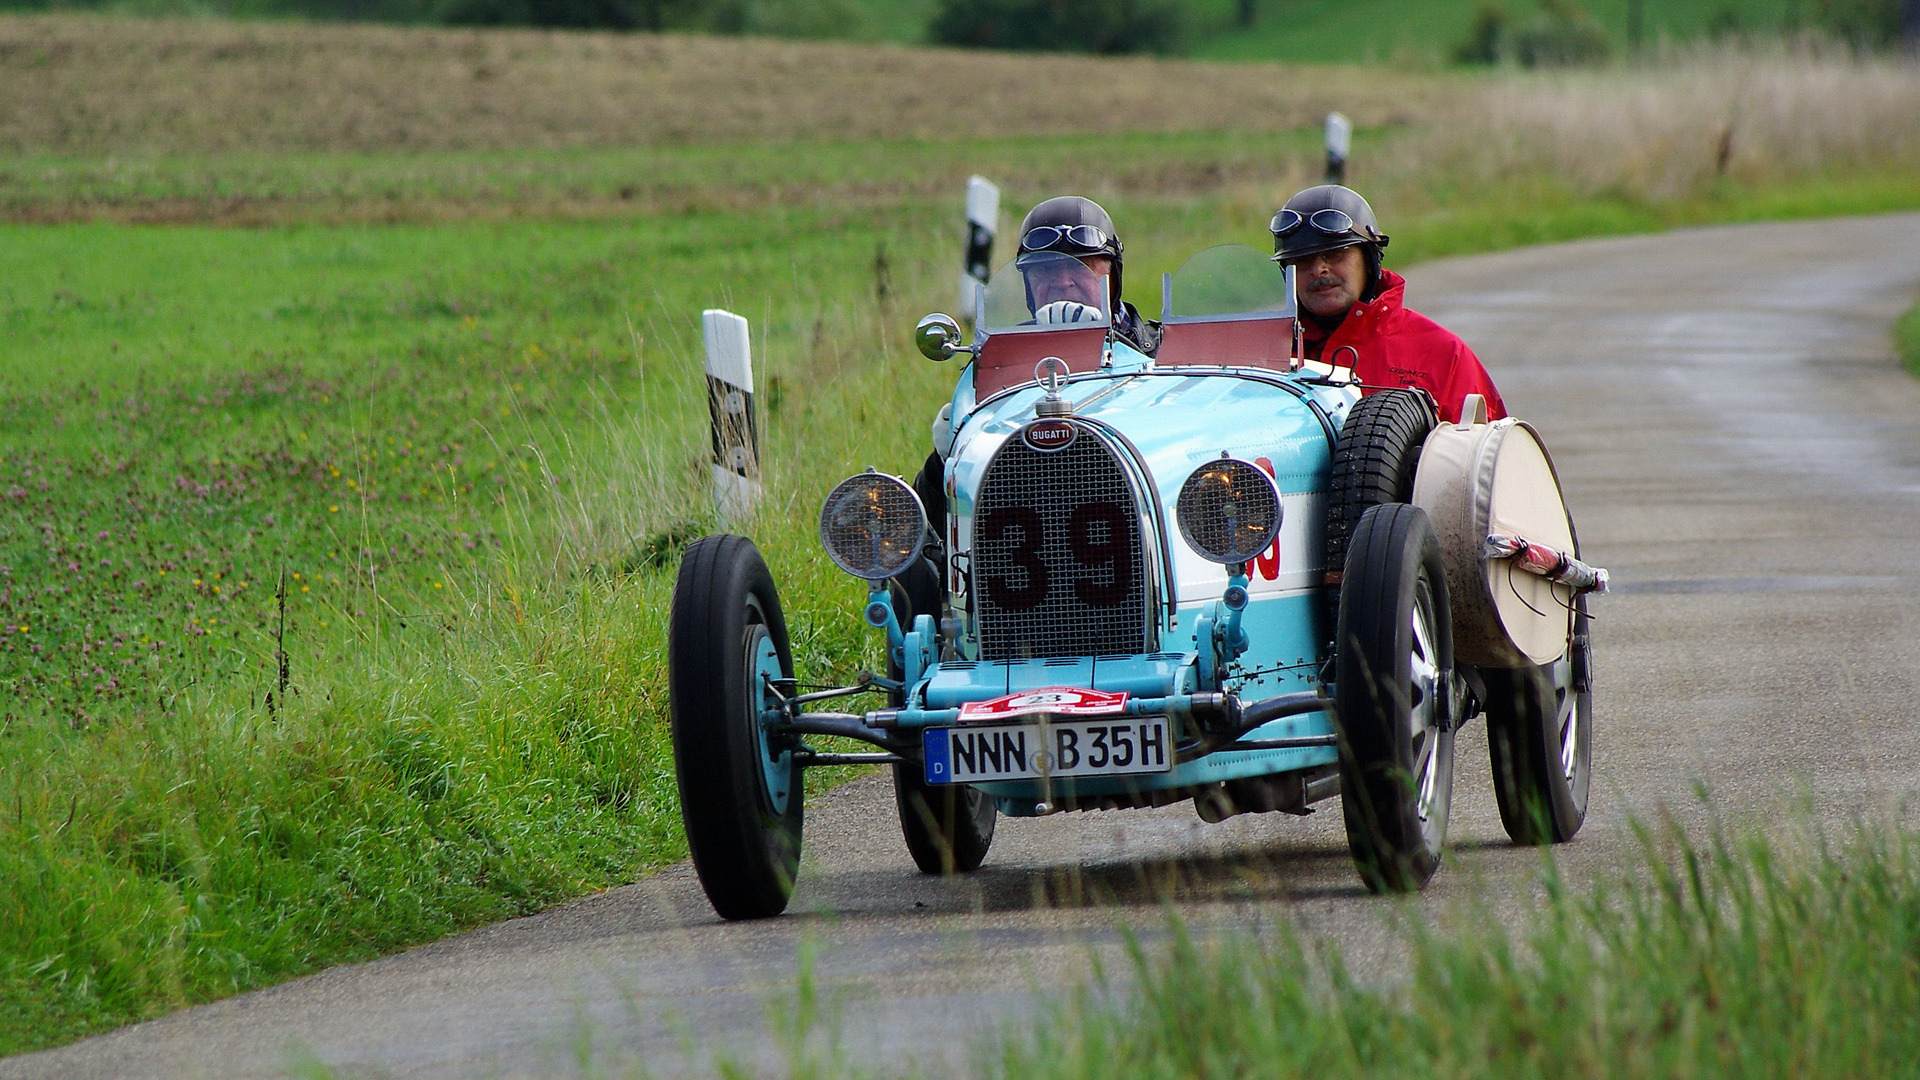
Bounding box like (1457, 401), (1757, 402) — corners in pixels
(749, 627), (793, 815)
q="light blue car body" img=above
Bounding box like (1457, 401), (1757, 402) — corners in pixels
(883, 290), (1365, 814)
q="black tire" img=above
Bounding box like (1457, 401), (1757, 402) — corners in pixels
(885, 576), (996, 875)
(1335, 503), (1455, 893)
(1485, 595), (1593, 845)
(911, 449), (948, 531)
(1326, 390), (1437, 575)
(669, 535), (802, 920)
(898, 450), (948, 623)
(893, 764), (998, 874)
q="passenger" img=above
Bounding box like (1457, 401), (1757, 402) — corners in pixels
(1271, 185), (1506, 424)
(1016, 196), (1158, 356)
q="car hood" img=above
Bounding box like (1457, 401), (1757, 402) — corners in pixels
(946, 366), (1357, 604)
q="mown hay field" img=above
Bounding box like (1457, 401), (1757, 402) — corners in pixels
(2, 14), (1919, 1054)
(0, 14), (1447, 154)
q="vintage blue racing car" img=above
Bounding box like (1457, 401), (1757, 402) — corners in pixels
(668, 245), (1597, 919)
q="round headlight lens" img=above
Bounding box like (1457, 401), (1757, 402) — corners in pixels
(819, 471), (928, 582)
(1176, 458), (1283, 566)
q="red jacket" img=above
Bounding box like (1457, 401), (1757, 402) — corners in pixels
(1301, 270), (1506, 424)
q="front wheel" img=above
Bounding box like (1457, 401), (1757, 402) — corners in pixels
(1335, 503), (1455, 894)
(884, 577), (996, 875)
(1485, 597), (1593, 844)
(669, 535), (802, 920)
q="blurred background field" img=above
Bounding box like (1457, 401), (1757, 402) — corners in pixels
(1, 3), (1919, 1058)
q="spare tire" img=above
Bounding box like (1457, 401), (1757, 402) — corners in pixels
(1325, 390), (1437, 575)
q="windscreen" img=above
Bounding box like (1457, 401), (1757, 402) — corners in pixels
(980, 251), (1112, 334)
(1161, 245), (1295, 322)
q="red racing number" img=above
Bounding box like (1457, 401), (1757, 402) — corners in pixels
(1254, 457), (1281, 581)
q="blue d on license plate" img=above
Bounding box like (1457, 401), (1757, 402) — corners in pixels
(923, 717), (1171, 785)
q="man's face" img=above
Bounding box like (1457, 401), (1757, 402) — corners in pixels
(1027, 254), (1111, 311)
(1289, 245), (1367, 319)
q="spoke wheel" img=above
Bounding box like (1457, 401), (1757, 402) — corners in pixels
(1336, 503), (1456, 893)
(1485, 597), (1593, 845)
(669, 535), (803, 920)
(1406, 588), (1448, 852)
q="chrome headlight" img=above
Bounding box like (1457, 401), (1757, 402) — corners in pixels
(1176, 457), (1282, 566)
(819, 470), (928, 583)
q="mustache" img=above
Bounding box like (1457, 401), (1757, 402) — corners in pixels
(1304, 274), (1345, 289)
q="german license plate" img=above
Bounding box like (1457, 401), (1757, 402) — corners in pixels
(922, 717), (1171, 785)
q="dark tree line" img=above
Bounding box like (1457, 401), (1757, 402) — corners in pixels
(1457, 0), (1920, 66)
(928, 0), (1183, 54)
(0, 0), (1184, 47)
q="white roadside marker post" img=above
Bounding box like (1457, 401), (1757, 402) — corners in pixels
(959, 175), (999, 320)
(702, 309), (759, 524)
(1324, 112), (1352, 186)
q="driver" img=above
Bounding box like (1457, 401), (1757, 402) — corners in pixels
(1016, 196), (1158, 356)
(1271, 185), (1505, 425)
(890, 197), (1156, 626)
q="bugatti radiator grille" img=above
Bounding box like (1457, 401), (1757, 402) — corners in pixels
(972, 425), (1150, 661)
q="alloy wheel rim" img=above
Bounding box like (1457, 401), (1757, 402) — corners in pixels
(1552, 652), (1580, 783)
(1407, 584), (1444, 839)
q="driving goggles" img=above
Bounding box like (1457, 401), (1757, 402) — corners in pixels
(1268, 207), (1364, 239)
(1020, 224), (1112, 256)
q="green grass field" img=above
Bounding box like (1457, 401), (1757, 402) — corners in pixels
(1184, 0), (1801, 63)
(0, 201), (963, 1050)
(3, 21), (1920, 1057)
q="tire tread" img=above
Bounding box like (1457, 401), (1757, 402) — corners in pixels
(669, 534), (801, 920)
(1335, 503), (1453, 894)
(1326, 391), (1436, 572)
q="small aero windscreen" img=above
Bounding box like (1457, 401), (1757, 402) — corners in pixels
(980, 251), (1113, 332)
(1156, 244), (1297, 369)
(973, 251), (1110, 398)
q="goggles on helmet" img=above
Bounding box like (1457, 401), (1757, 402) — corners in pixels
(1020, 224), (1112, 257)
(1269, 207), (1363, 239)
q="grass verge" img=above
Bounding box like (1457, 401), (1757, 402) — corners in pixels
(1899, 296), (1920, 379)
(977, 813), (1920, 1080)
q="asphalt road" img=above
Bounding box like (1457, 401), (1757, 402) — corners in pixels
(9, 214), (1920, 1080)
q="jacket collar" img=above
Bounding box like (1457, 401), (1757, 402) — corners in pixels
(1342, 270), (1406, 331)
(1303, 270), (1406, 340)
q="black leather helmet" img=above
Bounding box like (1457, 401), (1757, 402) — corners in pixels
(1269, 185), (1389, 265)
(1018, 196), (1125, 305)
